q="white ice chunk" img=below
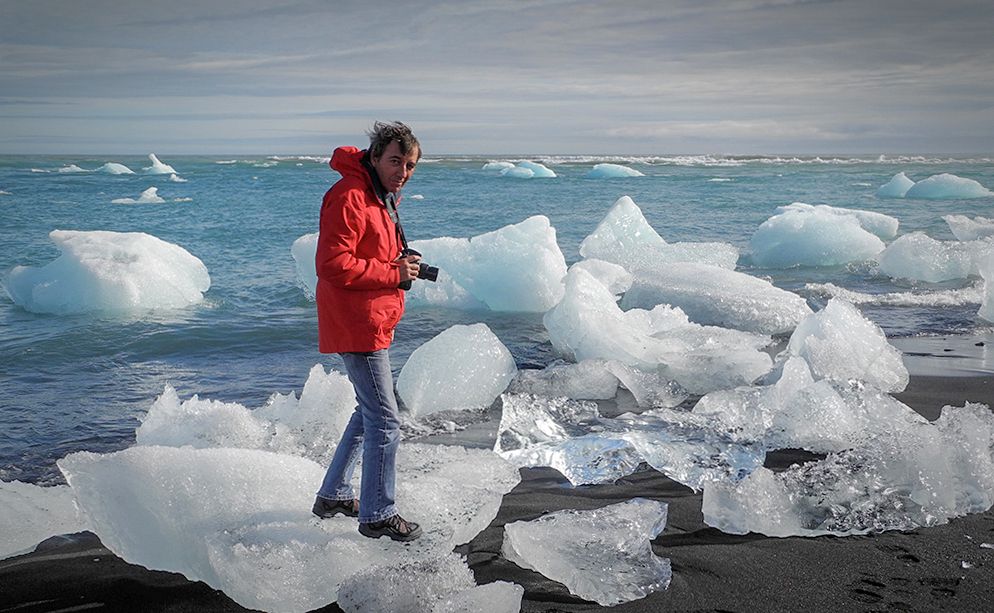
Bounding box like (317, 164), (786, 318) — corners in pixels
(568, 259), (633, 296)
(750, 203), (885, 268)
(516, 160), (556, 177)
(336, 553), (523, 613)
(407, 215), (567, 312)
(57, 164), (87, 173)
(875, 172), (915, 198)
(978, 253), (994, 323)
(482, 161), (515, 171)
(3, 230), (210, 314)
(291, 232), (318, 298)
(60, 443), (519, 612)
(905, 173), (993, 200)
(703, 402), (994, 536)
(137, 364), (356, 465)
(776, 202), (898, 240)
(876, 232), (993, 282)
(944, 215), (994, 241)
(580, 196), (739, 270)
(168, 173), (187, 183)
(805, 282), (983, 307)
(96, 162), (135, 174)
(112, 186), (166, 204)
(508, 360), (621, 400)
(544, 266), (772, 394)
(620, 261), (812, 335)
(0, 480), (87, 560)
(143, 153), (177, 174)
(586, 163), (644, 178)
(397, 323), (517, 419)
(499, 166), (534, 178)
(779, 298), (907, 393)
(501, 499), (671, 606)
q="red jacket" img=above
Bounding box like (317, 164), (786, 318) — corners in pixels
(316, 146), (405, 353)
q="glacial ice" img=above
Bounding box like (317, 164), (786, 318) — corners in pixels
(0, 480), (87, 560)
(876, 232), (993, 282)
(501, 498), (671, 606)
(703, 402), (994, 537)
(96, 162), (135, 174)
(482, 161), (515, 171)
(544, 266), (772, 394)
(905, 173), (993, 199)
(978, 253), (994, 323)
(586, 163), (644, 178)
(112, 186), (166, 204)
(944, 214), (994, 241)
(137, 364), (357, 464)
(336, 552), (523, 613)
(580, 196), (739, 270)
(169, 173), (187, 183)
(875, 172), (915, 198)
(3, 230), (210, 314)
(500, 166), (534, 178)
(749, 203), (886, 268)
(495, 394), (763, 489)
(397, 323), (517, 419)
(59, 442), (519, 612)
(406, 215), (567, 312)
(516, 160), (556, 178)
(568, 258), (633, 295)
(776, 202), (899, 240)
(58, 164), (87, 173)
(291, 232), (318, 298)
(508, 359), (688, 408)
(778, 298), (908, 393)
(619, 261), (812, 334)
(143, 153), (177, 174)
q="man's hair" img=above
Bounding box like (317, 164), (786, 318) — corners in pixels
(367, 121), (421, 160)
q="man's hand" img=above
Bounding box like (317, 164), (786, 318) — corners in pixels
(397, 254), (420, 283)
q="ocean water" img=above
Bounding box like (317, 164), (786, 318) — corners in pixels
(1, 153), (992, 485)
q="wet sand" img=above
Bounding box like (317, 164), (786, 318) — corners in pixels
(3, 349), (994, 612)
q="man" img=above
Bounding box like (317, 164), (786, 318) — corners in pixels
(311, 121), (422, 542)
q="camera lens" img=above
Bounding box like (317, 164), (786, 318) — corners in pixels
(419, 263), (439, 282)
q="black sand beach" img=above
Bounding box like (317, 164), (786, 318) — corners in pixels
(3, 361), (994, 612)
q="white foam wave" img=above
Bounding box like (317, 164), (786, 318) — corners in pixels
(468, 154), (994, 167)
(805, 282), (983, 306)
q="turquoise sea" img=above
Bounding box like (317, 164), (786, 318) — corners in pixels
(2, 153), (993, 484)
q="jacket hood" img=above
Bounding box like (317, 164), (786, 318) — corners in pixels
(330, 146), (370, 185)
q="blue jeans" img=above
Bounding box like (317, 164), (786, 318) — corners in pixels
(317, 349), (400, 523)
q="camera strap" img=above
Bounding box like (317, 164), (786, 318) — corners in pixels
(363, 151), (409, 253)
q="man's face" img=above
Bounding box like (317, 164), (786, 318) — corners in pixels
(371, 140), (419, 193)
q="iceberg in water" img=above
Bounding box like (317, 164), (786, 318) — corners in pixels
(749, 203), (886, 268)
(777, 298), (908, 393)
(501, 499), (671, 606)
(544, 266), (772, 394)
(0, 480), (88, 560)
(59, 442), (519, 613)
(291, 232), (318, 298)
(497, 161), (556, 178)
(336, 553), (523, 613)
(482, 161), (515, 171)
(702, 402), (994, 537)
(875, 172), (915, 198)
(112, 186), (166, 204)
(96, 162), (135, 174)
(3, 230), (210, 314)
(876, 232), (993, 282)
(619, 261), (812, 335)
(500, 166), (534, 178)
(776, 202), (898, 240)
(57, 164), (87, 173)
(905, 173), (993, 200)
(944, 214), (994, 241)
(585, 163), (644, 178)
(580, 195), (739, 270)
(397, 323), (517, 419)
(407, 215), (567, 312)
(143, 153), (177, 174)
(168, 173), (187, 183)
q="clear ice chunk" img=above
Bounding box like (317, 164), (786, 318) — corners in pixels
(0, 480), (87, 560)
(749, 203), (885, 268)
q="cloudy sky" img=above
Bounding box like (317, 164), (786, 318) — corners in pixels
(1, 0), (992, 154)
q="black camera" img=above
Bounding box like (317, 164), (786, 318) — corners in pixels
(398, 248), (439, 290)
